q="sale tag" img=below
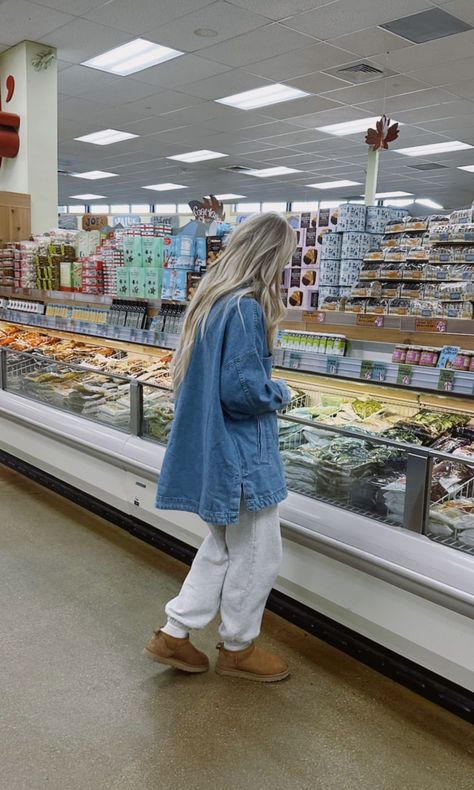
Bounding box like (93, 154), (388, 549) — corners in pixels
(397, 364), (413, 386)
(372, 362), (387, 382)
(356, 314), (384, 328)
(288, 352), (302, 369)
(326, 356), (339, 375)
(415, 318), (448, 333)
(360, 360), (374, 380)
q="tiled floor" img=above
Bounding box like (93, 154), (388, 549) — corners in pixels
(1, 465), (473, 790)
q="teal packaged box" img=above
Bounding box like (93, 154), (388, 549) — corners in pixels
(129, 267), (146, 298)
(123, 236), (143, 266)
(145, 267), (162, 299)
(116, 268), (130, 297)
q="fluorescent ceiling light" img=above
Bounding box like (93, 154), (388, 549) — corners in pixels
(384, 199), (414, 207)
(82, 39), (183, 76)
(373, 190), (412, 198)
(70, 170), (118, 180)
(168, 150), (228, 163)
(307, 179), (361, 189)
(69, 193), (106, 200)
(457, 165), (474, 172)
(212, 193), (245, 200)
(216, 83), (310, 110)
(415, 198), (444, 209)
(396, 141), (473, 157)
(317, 117), (402, 137)
(142, 182), (187, 191)
(246, 166), (301, 178)
(75, 129), (138, 146)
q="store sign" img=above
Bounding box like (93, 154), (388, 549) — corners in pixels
(415, 318), (448, 333)
(82, 214), (108, 231)
(113, 215), (140, 227)
(189, 195), (225, 223)
(356, 314), (384, 328)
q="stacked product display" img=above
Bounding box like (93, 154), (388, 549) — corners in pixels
(318, 204), (409, 310)
(282, 208), (338, 309)
(321, 205), (474, 318)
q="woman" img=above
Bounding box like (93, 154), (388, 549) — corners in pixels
(145, 213), (297, 682)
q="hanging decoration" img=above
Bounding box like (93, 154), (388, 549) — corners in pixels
(189, 195), (226, 223)
(0, 74), (20, 167)
(365, 115), (399, 151)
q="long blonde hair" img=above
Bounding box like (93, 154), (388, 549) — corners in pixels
(172, 212), (297, 390)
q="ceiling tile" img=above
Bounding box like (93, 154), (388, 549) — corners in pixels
(357, 87), (457, 114)
(239, 121), (304, 139)
(0, 0), (74, 43)
(386, 28), (474, 71)
(259, 95), (341, 120)
(121, 91), (207, 117)
(33, 0), (105, 13)
(59, 66), (159, 103)
(329, 26), (414, 56)
(128, 55), (231, 89)
(197, 23), (315, 67)
(146, 1), (269, 53)
(444, 79), (474, 100)
(282, 0), (432, 40)
(284, 71), (352, 94)
(246, 42), (356, 81)
(180, 69), (273, 100)
(407, 56), (474, 88)
(84, 0), (214, 33)
(321, 75), (430, 105)
(442, 0), (474, 24)
(394, 101), (474, 123)
(39, 18), (132, 64)
(225, 0), (332, 21)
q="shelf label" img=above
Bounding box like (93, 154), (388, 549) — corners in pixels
(326, 356), (339, 375)
(372, 362), (387, 382)
(356, 314), (384, 328)
(415, 318), (448, 333)
(437, 369), (455, 392)
(304, 310), (325, 323)
(360, 360), (374, 381)
(287, 351), (302, 369)
(397, 364), (413, 386)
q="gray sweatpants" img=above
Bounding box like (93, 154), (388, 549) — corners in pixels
(164, 501), (282, 648)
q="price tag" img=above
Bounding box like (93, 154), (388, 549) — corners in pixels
(360, 360), (374, 380)
(356, 314), (384, 328)
(326, 356), (339, 375)
(304, 310), (325, 323)
(415, 318), (448, 333)
(438, 369), (455, 392)
(397, 364), (413, 386)
(288, 352), (302, 369)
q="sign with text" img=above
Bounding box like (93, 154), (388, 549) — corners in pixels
(82, 213), (108, 231)
(397, 364), (413, 386)
(415, 318), (448, 333)
(356, 314), (384, 328)
(304, 310), (325, 323)
(438, 369), (455, 392)
(326, 356), (339, 375)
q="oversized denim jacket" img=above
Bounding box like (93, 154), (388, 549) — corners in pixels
(156, 296), (291, 525)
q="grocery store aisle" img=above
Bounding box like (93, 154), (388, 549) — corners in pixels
(0, 466), (473, 790)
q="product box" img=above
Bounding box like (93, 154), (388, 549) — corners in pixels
(59, 261), (73, 291)
(318, 208), (338, 229)
(129, 267), (146, 298)
(366, 206), (392, 234)
(337, 204), (366, 233)
(295, 228), (306, 247)
(195, 237), (207, 269)
(144, 267), (162, 299)
(319, 258), (341, 286)
(341, 232), (373, 260)
(339, 259), (361, 286)
(186, 271), (202, 301)
(321, 231), (342, 259)
(300, 268), (318, 288)
(122, 236), (142, 266)
(290, 267), (302, 288)
(206, 236), (223, 266)
(170, 236), (195, 269)
(161, 268), (191, 301)
(291, 247), (303, 267)
(299, 211), (318, 230)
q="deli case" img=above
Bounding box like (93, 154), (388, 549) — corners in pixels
(0, 318), (473, 712)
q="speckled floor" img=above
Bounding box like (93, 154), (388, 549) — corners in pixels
(0, 465), (473, 790)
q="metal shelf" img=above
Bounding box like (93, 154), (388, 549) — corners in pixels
(286, 309), (474, 336)
(0, 286), (161, 306)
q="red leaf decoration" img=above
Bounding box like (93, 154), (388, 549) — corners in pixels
(365, 114), (399, 151)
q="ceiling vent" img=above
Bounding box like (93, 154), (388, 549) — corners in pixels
(221, 164), (254, 173)
(407, 163), (448, 171)
(325, 60), (396, 84)
(382, 8), (472, 44)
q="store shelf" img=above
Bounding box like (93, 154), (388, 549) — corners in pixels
(273, 346), (474, 398)
(0, 286), (161, 306)
(0, 308), (179, 350)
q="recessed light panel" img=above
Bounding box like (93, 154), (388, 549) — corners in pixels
(384, 199), (414, 207)
(82, 39), (183, 76)
(75, 129), (139, 145)
(415, 198), (444, 209)
(308, 180), (361, 189)
(245, 166), (301, 177)
(212, 193), (246, 200)
(458, 165), (474, 173)
(69, 193), (106, 200)
(317, 117), (402, 137)
(374, 191), (412, 198)
(382, 8), (472, 44)
(142, 183), (187, 191)
(396, 141), (473, 157)
(71, 170), (118, 180)
(216, 84), (310, 110)
(168, 150), (228, 163)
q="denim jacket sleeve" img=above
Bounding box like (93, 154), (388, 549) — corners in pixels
(220, 298), (291, 418)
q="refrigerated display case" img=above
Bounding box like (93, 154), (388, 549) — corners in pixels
(0, 320), (473, 714)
